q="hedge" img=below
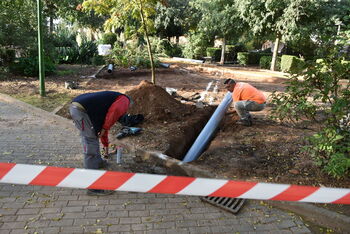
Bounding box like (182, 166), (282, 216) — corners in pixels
(237, 52), (249, 65)
(0, 48), (16, 65)
(101, 32), (118, 46)
(225, 45), (245, 61)
(206, 47), (221, 61)
(237, 52), (271, 65)
(9, 56), (56, 77)
(260, 56), (281, 70)
(281, 55), (305, 73)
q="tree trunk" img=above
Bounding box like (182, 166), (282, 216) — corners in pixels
(139, 0), (156, 84)
(49, 16), (54, 34)
(220, 37), (226, 65)
(271, 36), (280, 71)
(176, 35), (179, 44)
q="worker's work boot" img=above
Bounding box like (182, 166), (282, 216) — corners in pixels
(98, 159), (109, 169)
(236, 118), (252, 126)
(87, 189), (114, 196)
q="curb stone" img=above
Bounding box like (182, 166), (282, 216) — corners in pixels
(267, 201), (350, 233)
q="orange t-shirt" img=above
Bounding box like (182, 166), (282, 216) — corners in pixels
(232, 82), (266, 104)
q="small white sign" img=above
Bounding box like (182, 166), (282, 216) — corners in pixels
(98, 44), (112, 56)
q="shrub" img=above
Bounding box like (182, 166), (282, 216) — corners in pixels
(281, 55), (306, 73)
(77, 40), (98, 64)
(237, 52), (249, 65)
(260, 56), (281, 70)
(0, 48), (16, 65)
(52, 30), (77, 47)
(168, 44), (183, 57)
(153, 39), (182, 57)
(182, 33), (211, 59)
(206, 47), (221, 61)
(101, 32), (118, 46)
(56, 40), (98, 64)
(109, 43), (160, 69)
(9, 56), (56, 76)
(270, 56), (350, 178)
(92, 55), (105, 66)
(237, 52), (271, 65)
(249, 52), (271, 65)
(56, 46), (79, 64)
(224, 45), (239, 61)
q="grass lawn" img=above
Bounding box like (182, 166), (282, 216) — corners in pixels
(11, 92), (74, 112)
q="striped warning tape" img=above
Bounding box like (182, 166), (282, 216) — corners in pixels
(0, 163), (349, 204)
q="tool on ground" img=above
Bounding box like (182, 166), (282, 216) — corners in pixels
(116, 147), (123, 164)
(108, 64), (114, 73)
(116, 126), (142, 139)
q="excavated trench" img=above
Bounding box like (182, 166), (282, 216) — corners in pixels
(163, 108), (214, 161)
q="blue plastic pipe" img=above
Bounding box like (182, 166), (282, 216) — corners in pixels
(182, 92), (233, 163)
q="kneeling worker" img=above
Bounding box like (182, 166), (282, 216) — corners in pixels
(224, 79), (266, 126)
(70, 91), (132, 195)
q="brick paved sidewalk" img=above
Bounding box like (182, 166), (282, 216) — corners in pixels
(0, 97), (311, 233)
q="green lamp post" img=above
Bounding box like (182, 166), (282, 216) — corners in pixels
(37, 0), (45, 96)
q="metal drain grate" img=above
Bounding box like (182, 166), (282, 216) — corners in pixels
(201, 196), (245, 214)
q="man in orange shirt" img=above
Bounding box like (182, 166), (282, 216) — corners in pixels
(224, 79), (266, 126)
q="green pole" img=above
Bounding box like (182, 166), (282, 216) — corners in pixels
(37, 0), (45, 96)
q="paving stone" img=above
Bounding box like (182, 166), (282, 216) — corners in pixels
(153, 221), (176, 229)
(83, 225), (108, 233)
(107, 211), (128, 219)
(60, 226), (85, 233)
(0, 221), (26, 229)
(167, 229), (190, 234)
(15, 214), (40, 222)
(119, 217), (142, 224)
(49, 219), (74, 227)
(26, 220), (51, 228)
(66, 200), (88, 207)
(16, 208), (41, 215)
(84, 211), (108, 218)
(277, 220), (297, 229)
(61, 206), (83, 213)
(146, 230), (167, 234)
(83, 205), (106, 212)
(40, 207), (61, 214)
(108, 224), (132, 232)
(290, 226), (312, 233)
(189, 226), (211, 233)
(0, 215), (17, 222)
(129, 210), (150, 217)
(131, 223), (153, 231)
(175, 220), (197, 228)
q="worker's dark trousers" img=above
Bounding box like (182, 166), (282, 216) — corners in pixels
(69, 105), (104, 169)
(234, 100), (265, 120)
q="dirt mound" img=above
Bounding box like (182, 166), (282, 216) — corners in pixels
(111, 80), (215, 160)
(126, 80), (195, 123)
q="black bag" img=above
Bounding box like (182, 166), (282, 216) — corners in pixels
(118, 114), (144, 127)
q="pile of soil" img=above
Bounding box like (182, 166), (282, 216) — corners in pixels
(125, 80), (195, 123)
(111, 80), (214, 159)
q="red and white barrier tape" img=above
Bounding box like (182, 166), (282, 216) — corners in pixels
(0, 163), (349, 204)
